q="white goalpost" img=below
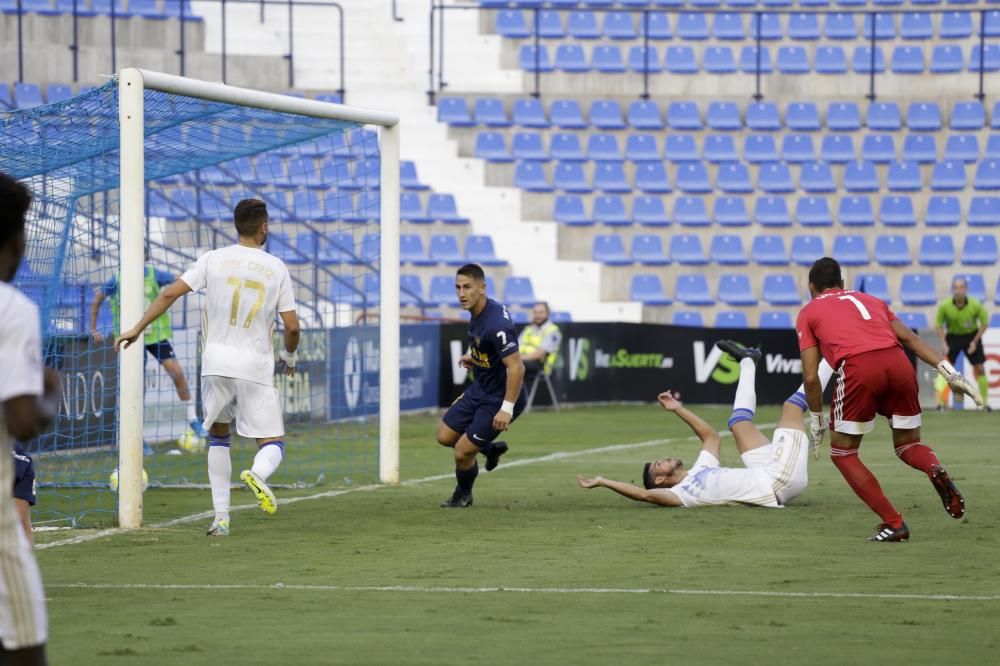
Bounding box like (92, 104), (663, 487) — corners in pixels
(117, 68), (401, 528)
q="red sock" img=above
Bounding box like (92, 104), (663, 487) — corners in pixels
(831, 447), (903, 528)
(894, 441), (940, 476)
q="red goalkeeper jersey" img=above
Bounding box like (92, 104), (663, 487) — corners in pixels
(796, 288), (901, 367)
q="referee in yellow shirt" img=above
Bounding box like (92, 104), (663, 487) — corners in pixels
(935, 277), (990, 410)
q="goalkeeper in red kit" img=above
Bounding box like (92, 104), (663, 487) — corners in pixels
(797, 258), (983, 542)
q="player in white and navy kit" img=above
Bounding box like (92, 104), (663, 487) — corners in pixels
(578, 340), (835, 510)
(0, 172), (59, 665)
(117, 199), (300, 536)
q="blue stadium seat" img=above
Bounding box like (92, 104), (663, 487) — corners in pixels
(744, 134), (779, 163)
(0, 84), (12, 111)
(900, 273), (937, 305)
(833, 234), (870, 266)
(787, 102), (821, 131)
(892, 46), (925, 73)
(520, 45), (553, 72)
(908, 102), (942, 131)
(975, 160), (1000, 189)
(762, 274), (802, 305)
(594, 161), (631, 193)
(45, 83), (72, 103)
(875, 235), (912, 266)
(513, 98), (549, 127)
(719, 274), (757, 305)
(514, 161), (552, 192)
(715, 311), (749, 328)
(861, 134), (896, 163)
(746, 102), (781, 130)
(952, 101), (986, 130)
(800, 162), (836, 193)
(631, 274), (672, 305)
(897, 312), (929, 330)
(927, 196), (961, 227)
(536, 10), (566, 39)
(640, 11), (673, 39)
(713, 12), (745, 39)
(675, 274), (714, 305)
(567, 11), (601, 39)
(162, 0), (200, 20)
(711, 235), (748, 265)
(474, 98), (510, 127)
(759, 311), (793, 329)
(551, 133), (584, 161)
(880, 196), (917, 226)
(587, 134), (621, 161)
(604, 11), (637, 39)
(634, 196), (670, 227)
(677, 12), (710, 39)
(932, 161), (967, 191)
(495, 10), (530, 38)
(900, 135), (935, 165)
(475, 132), (512, 162)
(758, 163), (794, 193)
(704, 46), (737, 73)
(675, 197), (711, 226)
(853, 46), (886, 73)
(815, 46), (848, 74)
(553, 161), (590, 193)
(13, 83), (43, 109)
(628, 100), (663, 129)
(941, 11), (974, 38)
(593, 234), (631, 265)
(825, 12), (858, 40)
(782, 134), (816, 163)
(751, 235), (789, 265)
(329, 276), (364, 306)
(962, 234), (999, 265)
(399, 275), (424, 307)
(867, 102), (902, 131)
(839, 196), (875, 226)
(944, 134), (979, 163)
(667, 101), (702, 130)
(740, 46), (774, 73)
(626, 134), (660, 161)
(551, 100), (587, 129)
(970, 44), (1000, 73)
(755, 196), (791, 227)
(590, 99), (625, 130)
(400, 234), (433, 266)
(291, 190), (324, 221)
(438, 97), (474, 126)
(321, 232), (354, 264)
(554, 196), (591, 226)
(863, 12), (896, 40)
(672, 311), (704, 326)
(789, 12), (821, 40)
(821, 134), (856, 162)
(919, 234), (956, 265)
(827, 102), (861, 131)
(887, 161), (923, 192)
(631, 234), (670, 265)
(796, 197), (833, 227)
(593, 195), (631, 225)
(932, 44), (965, 73)
(854, 273), (891, 303)
(429, 234), (466, 266)
(777, 46), (810, 74)
(703, 134), (738, 162)
(428, 193), (469, 224)
(749, 12), (782, 40)
(633, 161), (669, 193)
(427, 276), (457, 307)
(844, 160), (879, 192)
(665, 46), (698, 74)
(677, 163), (712, 193)
(503, 276), (536, 307)
(267, 231), (302, 265)
(718, 162), (753, 193)
(549, 311), (572, 324)
(705, 102), (743, 132)
(593, 46), (626, 73)
(969, 196), (1000, 226)
(714, 197), (750, 226)
(900, 12), (933, 40)
(671, 234), (708, 264)
(628, 46), (662, 73)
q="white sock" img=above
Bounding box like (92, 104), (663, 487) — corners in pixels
(184, 399), (198, 423)
(251, 442), (284, 482)
(208, 442), (232, 522)
(733, 357), (757, 414)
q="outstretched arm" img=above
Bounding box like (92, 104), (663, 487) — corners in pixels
(577, 475), (682, 507)
(657, 391), (721, 459)
(89, 289), (107, 342)
(892, 319), (984, 407)
(115, 279), (192, 351)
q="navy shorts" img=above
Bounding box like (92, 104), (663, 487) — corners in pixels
(443, 387), (527, 449)
(145, 341), (176, 362)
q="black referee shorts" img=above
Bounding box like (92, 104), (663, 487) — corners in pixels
(946, 333), (986, 365)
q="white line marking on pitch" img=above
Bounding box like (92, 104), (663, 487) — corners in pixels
(45, 582), (1000, 603)
(37, 425), (772, 552)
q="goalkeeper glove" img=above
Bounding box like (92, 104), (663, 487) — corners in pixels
(279, 349), (297, 368)
(807, 411), (827, 458)
(937, 360), (984, 408)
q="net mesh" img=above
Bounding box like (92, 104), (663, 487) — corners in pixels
(0, 80), (382, 528)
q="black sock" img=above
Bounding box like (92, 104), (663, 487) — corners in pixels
(478, 441), (494, 457)
(455, 462), (479, 495)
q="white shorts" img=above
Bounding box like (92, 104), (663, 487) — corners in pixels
(0, 459), (46, 650)
(202, 375), (284, 439)
(739, 428), (809, 506)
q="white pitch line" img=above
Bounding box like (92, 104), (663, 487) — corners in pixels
(38, 425), (773, 552)
(44, 582), (1000, 603)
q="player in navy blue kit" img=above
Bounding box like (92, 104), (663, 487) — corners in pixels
(12, 445), (36, 546)
(436, 264), (526, 508)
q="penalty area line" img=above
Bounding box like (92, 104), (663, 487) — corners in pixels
(36, 424), (774, 552)
(45, 582), (1000, 603)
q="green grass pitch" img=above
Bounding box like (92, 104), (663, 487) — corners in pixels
(35, 405), (1000, 664)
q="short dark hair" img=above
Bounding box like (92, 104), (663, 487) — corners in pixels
(0, 172), (31, 249)
(233, 198), (268, 237)
(456, 263), (485, 282)
(642, 463), (655, 490)
(808, 257), (844, 292)
(534, 301), (550, 314)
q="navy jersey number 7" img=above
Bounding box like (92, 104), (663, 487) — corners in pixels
(467, 298), (519, 398)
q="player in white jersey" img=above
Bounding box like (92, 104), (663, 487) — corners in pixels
(117, 199), (300, 536)
(578, 340), (835, 509)
(0, 172), (60, 665)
